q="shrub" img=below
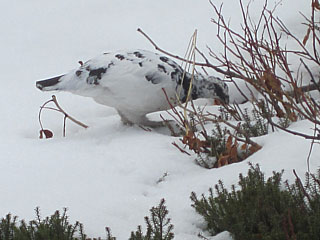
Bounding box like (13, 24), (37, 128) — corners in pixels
(129, 199), (174, 240)
(0, 208), (86, 240)
(190, 164), (320, 240)
(0, 200), (175, 240)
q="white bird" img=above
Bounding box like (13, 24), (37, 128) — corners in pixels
(36, 49), (229, 126)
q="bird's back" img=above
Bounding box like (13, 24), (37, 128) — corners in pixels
(72, 49), (188, 115)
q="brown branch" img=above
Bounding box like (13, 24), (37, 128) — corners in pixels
(63, 115), (67, 137)
(161, 88), (186, 127)
(269, 119), (320, 140)
(206, 112), (262, 148)
(172, 142), (191, 155)
(300, 58), (320, 92)
(137, 28), (242, 79)
(38, 95), (89, 138)
(138, 28), (318, 101)
(51, 95), (89, 129)
(38, 98), (54, 131)
(306, 122), (318, 172)
(293, 169), (312, 203)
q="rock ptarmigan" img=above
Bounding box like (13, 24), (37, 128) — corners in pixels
(36, 49), (229, 127)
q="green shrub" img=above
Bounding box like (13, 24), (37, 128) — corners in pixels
(191, 164), (320, 240)
(0, 208), (86, 240)
(105, 199), (174, 240)
(0, 200), (175, 240)
(129, 199), (174, 240)
(239, 108), (269, 138)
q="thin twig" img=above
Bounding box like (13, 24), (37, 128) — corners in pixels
(139, 125), (152, 132)
(38, 95), (89, 138)
(293, 169), (312, 203)
(63, 115), (67, 137)
(300, 58), (320, 92)
(205, 112), (262, 148)
(39, 98), (54, 131)
(137, 28), (242, 79)
(161, 88), (186, 127)
(306, 121), (318, 173)
(172, 142), (191, 155)
(51, 95), (89, 129)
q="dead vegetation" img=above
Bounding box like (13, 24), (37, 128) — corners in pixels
(139, 0), (320, 169)
(38, 95), (88, 138)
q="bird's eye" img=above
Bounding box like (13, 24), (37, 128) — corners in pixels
(76, 70), (82, 76)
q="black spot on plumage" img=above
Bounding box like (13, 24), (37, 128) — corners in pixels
(162, 58), (182, 71)
(145, 73), (162, 84)
(158, 64), (167, 73)
(159, 56), (169, 63)
(171, 68), (182, 84)
(115, 54), (125, 60)
(89, 68), (107, 79)
(145, 75), (152, 82)
(182, 75), (192, 95)
(133, 51), (145, 58)
(175, 73), (198, 102)
(107, 62), (115, 68)
(191, 86), (199, 100)
(168, 62), (183, 77)
(212, 83), (229, 103)
(139, 62), (143, 67)
(86, 67), (107, 85)
(167, 63), (178, 70)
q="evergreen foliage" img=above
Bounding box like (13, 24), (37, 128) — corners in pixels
(106, 227), (116, 240)
(238, 108), (269, 138)
(0, 208), (86, 240)
(190, 164), (320, 240)
(129, 199), (174, 240)
(0, 200), (175, 240)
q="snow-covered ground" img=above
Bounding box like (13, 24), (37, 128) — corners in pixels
(0, 0), (319, 239)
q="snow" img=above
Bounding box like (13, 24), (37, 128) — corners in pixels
(0, 0), (319, 239)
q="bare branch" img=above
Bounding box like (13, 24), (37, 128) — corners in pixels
(38, 95), (88, 138)
(137, 28), (242, 79)
(51, 95), (89, 129)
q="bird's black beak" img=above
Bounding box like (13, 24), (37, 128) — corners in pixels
(36, 75), (63, 90)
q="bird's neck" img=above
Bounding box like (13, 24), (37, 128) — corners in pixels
(177, 73), (228, 103)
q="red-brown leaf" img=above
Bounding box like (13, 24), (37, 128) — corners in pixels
(230, 141), (238, 163)
(249, 144), (262, 155)
(226, 136), (233, 151)
(312, 0), (320, 10)
(39, 129), (53, 139)
(303, 27), (311, 46)
(217, 155), (229, 168)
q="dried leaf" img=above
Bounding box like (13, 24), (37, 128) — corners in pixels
(274, 104), (285, 118)
(217, 155), (229, 168)
(239, 143), (249, 159)
(303, 27), (311, 46)
(182, 131), (207, 153)
(283, 102), (298, 122)
(241, 143), (248, 150)
(262, 70), (283, 99)
(213, 99), (223, 105)
(229, 141), (238, 163)
(39, 129), (53, 139)
(226, 135), (233, 151)
(312, 0), (320, 10)
(249, 144), (262, 155)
